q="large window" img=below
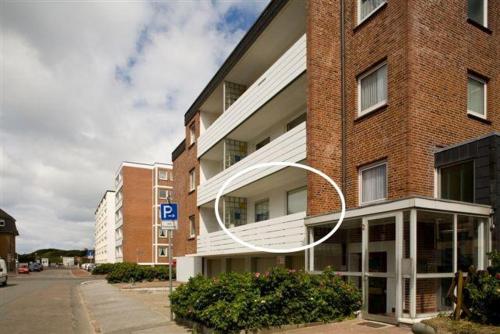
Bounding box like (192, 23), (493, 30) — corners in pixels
(358, 63), (388, 116)
(360, 161), (387, 204)
(417, 211), (454, 273)
(468, 0), (487, 27)
(287, 187), (307, 214)
(255, 199), (269, 222)
(358, 0), (386, 23)
(440, 161), (474, 203)
(457, 215), (479, 271)
(189, 169), (196, 192)
(467, 75), (487, 118)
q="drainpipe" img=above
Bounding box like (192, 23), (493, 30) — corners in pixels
(340, 0), (347, 193)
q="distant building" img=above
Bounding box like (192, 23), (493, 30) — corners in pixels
(41, 258), (49, 267)
(62, 257), (75, 267)
(94, 190), (116, 264)
(114, 161), (173, 265)
(0, 209), (19, 272)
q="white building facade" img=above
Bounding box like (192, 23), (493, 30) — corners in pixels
(94, 190), (116, 264)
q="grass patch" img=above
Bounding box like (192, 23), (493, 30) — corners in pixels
(423, 316), (500, 334)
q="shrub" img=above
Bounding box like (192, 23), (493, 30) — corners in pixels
(170, 267), (361, 333)
(104, 263), (176, 283)
(92, 263), (115, 275)
(464, 269), (500, 325)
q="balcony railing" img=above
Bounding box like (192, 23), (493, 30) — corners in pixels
(197, 122), (306, 206)
(197, 212), (306, 256)
(197, 34), (307, 158)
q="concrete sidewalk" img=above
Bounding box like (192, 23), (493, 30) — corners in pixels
(79, 280), (190, 334)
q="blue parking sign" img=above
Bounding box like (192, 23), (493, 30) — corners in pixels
(160, 203), (178, 221)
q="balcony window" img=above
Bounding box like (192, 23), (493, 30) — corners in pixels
(360, 161), (387, 204)
(468, 0), (487, 27)
(224, 139), (247, 169)
(159, 170), (168, 180)
(358, 0), (386, 23)
(256, 137), (270, 150)
(223, 81), (246, 111)
(189, 123), (196, 146)
(189, 169), (196, 192)
(467, 75), (487, 118)
(224, 196), (247, 227)
(255, 199), (270, 222)
(189, 215), (196, 238)
(287, 186), (307, 214)
(440, 161), (474, 203)
(358, 62), (387, 116)
(286, 113), (306, 131)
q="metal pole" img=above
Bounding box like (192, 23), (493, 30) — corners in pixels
(168, 229), (173, 320)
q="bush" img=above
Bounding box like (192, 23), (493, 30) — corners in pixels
(92, 263), (115, 275)
(464, 268), (500, 325)
(103, 263), (176, 283)
(170, 267), (361, 333)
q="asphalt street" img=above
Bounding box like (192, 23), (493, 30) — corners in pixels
(0, 268), (95, 334)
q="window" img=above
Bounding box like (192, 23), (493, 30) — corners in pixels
(360, 161), (387, 204)
(358, 62), (387, 116)
(255, 199), (270, 222)
(468, 0), (487, 26)
(440, 161), (474, 203)
(189, 215), (195, 238)
(158, 247), (167, 257)
(467, 75), (486, 118)
(159, 189), (169, 199)
(189, 169), (196, 192)
(158, 227), (167, 238)
(287, 187), (307, 214)
(358, 0), (386, 23)
(0, 219), (5, 227)
(189, 123), (196, 146)
(158, 170), (168, 180)
(256, 137), (270, 150)
(286, 113), (306, 131)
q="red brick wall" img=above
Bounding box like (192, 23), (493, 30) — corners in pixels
(173, 113), (200, 257)
(307, 0), (499, 214)
(0, 234), (16, 271)
(122, 166), (153, 263)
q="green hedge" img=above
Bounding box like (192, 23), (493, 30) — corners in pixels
(170, 267), (361, 333)
(95, 263), (176, 283)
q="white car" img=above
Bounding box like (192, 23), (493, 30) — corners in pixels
(0, 258), (8, 286)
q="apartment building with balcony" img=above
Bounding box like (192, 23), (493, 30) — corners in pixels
(114, 161), (173, 265)
(172, 0), (499, 324)
(94, 190), (116, 264)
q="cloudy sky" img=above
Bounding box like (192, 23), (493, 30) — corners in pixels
(0, 0), (268, 254)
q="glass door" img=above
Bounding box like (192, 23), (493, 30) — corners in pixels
(362, 213), (401, 323)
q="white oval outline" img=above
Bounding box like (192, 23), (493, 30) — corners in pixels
(214, 161), (346, 253)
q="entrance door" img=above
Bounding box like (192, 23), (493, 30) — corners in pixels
(362, 213), (401, 323)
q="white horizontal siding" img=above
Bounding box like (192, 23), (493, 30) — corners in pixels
(197, 122), (306, 206)
(198, 34), (307, 158)
(197, 212), (306, 256)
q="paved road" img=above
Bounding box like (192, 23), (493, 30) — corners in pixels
(0, 269), (95, 334)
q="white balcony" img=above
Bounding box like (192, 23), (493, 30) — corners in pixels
(197, 34), (306, 158)
(197, 212), (306, 256)
(197, 121), (306, 206)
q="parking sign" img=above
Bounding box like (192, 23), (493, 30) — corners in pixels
(160, 203), (178, 230)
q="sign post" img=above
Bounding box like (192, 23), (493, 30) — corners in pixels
(159, 202), (178, 320)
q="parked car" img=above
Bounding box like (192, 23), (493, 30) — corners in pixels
(18, 263), (29, 274)
(86, 264), (96, 272)
(0, 258), (8, 286)
(29, 262), (42, 272)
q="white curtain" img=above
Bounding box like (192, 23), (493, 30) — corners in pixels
(467, 77), (485, 115)
(362, 164), (387, 203)
(360, 64), (387, 112)
(360, 0), (386, 20)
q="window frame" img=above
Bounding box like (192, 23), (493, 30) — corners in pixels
(189, 168), (196, 192)
(158, 189), (169, 199)
(358, 160), (388, 205)
(158, 227), (167, 238)
(438, 160), (475, 203)
(254, 198), (270, 222)
(357, 0), (387, 25)
(467, 74), (487, 120)
(158, 170), (168, 180)
(468, 0), (488, 28)
(286, 186), (307, 215)
(189, 123), (196, 146)
(357, 61), (388, 117)
(189, 215), (196, 238)
(158, 246), (168, 257)
(0, 219), (5, 227)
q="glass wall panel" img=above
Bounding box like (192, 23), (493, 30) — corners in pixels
(417, 211), (454, 273)
(416, 278), (453, 315)
(312, 219), (362, 272)
(457, 215), (480, 272)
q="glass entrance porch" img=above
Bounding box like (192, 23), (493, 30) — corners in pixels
(306, 197), (492, 323)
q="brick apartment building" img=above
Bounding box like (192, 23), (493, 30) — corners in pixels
(114, 162), (173, 265)
(172, 0), (498, 324)
(0, 209), (19, 272)
(94, 190), (116, 264)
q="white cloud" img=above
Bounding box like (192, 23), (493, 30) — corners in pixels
(0, 0), (268, 253)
